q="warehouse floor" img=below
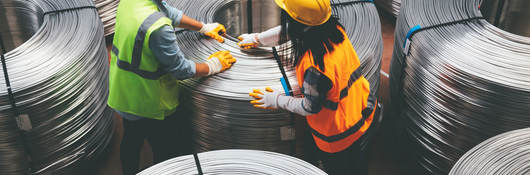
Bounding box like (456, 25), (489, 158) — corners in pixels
(93, 10), (402, 175)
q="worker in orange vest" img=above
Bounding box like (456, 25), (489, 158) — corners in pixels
(241, 0), (378, 174)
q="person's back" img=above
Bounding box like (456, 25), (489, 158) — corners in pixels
(109, 0), (179, 119)
(244, 0), (378, 174)
(108, 1), (236, 174)
(294, 25), (374, 153)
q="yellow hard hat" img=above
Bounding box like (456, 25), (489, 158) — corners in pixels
(274, 0), (332, 26)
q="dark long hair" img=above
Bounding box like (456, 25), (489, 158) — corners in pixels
(279, 11), (345, 72)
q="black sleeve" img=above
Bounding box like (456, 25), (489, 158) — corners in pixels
(300, 67), (333, 114)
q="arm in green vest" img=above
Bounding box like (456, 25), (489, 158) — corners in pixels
(150, 27), (236, 79)
(159, 0), (226, 43)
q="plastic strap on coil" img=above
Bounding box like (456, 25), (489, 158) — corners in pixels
(403, 16), (485, 55)
(43, 5), (97, 16)
(193, 153), (204, 175)
(0, 33), (32, 131)
(331, 0), (374, 6)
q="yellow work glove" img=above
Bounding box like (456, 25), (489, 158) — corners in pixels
(205, 51), (236, 75)
(249, 87), (281, 110)
(199, 23), (226, 43)
(237, 33), (259, 49)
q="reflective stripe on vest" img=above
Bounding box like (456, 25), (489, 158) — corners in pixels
(310, 95), (377, 142)
(114, 12), (165, 80)
(322, 67), (364, 110)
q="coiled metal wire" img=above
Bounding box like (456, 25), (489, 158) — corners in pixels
(0, 0), (114, 174)
(375, 0), (400, 17)
(388, 0), (530, 174)
(94, 0), (118, 36)
(163, 0), (383, 155)
(138, 149), (327, 175)
(449, 128), (530, 175)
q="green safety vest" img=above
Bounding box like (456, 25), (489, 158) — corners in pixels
(108, 0), (180, 120)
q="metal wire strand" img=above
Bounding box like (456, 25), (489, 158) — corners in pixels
(93, 0), (119, 36)
(138, 149), (327, 175)
(449, 128), (530, 175)
(375, 0), (401, 17)
(163, 0), (383, 155)
(0, 0), (114, 174)
(388, 0), (530, 174)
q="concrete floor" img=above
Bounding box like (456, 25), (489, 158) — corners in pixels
(94, 10), (400, 175)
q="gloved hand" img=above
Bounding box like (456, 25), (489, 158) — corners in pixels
(237, 26), (281, 49)
(237, 33), (259, 49)
(249, 87), (282, 110)
(199, 23), (226, 43)
(205, 51), (236, 75)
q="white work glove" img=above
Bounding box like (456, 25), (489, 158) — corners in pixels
(237, 26), (281, 49)
(204, 51), (236, 75)
(237, 33), (260, 49)
(249, 87), (282, 109)
(249, 87), (315, 116)
(199, 22), (226, 43)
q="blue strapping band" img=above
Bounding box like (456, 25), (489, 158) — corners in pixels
(280, 78), (291, 96)
(403, 25), (422, 48)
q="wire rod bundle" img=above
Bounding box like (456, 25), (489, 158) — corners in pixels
(388, 0), (530, 174)
(449, 128), (530, 175)
(93, 0), (119, 36)
(138, 149), (327, 175)
(0, 0), (114, 174)
(375, 0), (400, 17)
(164, 0), (383, 154)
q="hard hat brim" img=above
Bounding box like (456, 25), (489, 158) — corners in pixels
(274, 0), (331, 26)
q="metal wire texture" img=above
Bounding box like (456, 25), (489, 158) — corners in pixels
(138, 149), (327, 175)
(94, 0), (119, 36)
(0, 0), (114, 174)
(388, 0), (530, 174)
(449, 127), (530, 175)
(162, 0), (383, 155)
(375, 0), (401, 17)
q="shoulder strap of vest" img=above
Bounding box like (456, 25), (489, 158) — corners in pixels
(322, 67), (364, 110)
(113, 12), (166, 80)
(311, 94), (378, 143)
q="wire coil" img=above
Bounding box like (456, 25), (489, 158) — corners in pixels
(389, 0), (530, 174)
(375, 0), (400, 17)
(94, 0), (119, 36)
(163, 0), (383, 154)
(0, 0), (114, 174)
(449, 128), (530, 175)
(138, 149), (327, 175)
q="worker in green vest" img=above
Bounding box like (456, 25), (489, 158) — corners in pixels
(108, 0), (236, 174)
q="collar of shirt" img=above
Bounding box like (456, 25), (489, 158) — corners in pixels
(152, 0), (169, 16)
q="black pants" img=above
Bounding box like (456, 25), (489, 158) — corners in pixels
(318, 140), (368, 175)
(317, 123), (375, 175)
(120, 110), (190, 175)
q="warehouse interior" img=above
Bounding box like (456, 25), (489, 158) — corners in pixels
(0, 0), (529, 174)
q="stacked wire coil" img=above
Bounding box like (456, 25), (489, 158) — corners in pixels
(138, 149), (327, 175)
(165, 0), (382, 154)
(0, 0), (114, 174)
(388, 0), (530, 174)
(375, 0), (400, 17)
(94, 0), (119, 36)
(449, 128), (530, 175)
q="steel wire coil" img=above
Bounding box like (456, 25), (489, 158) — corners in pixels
(449, 128), (530, 175)
(163, 0), (383, 154)
(94, 0), (118, 36)
(0, 0), (114, 174)
(375, 0), (400, 17)
(388, 0), (530, 174)
(138, 149), (327, 175)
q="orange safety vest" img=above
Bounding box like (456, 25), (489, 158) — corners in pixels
(296, 26), (377, 153)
